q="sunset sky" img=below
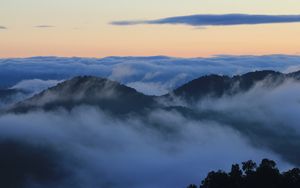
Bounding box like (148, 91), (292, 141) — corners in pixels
(1, 0), (300, 58)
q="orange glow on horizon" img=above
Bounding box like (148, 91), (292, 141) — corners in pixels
(1, 0), (300, 58)
(1, 23), (300, 58)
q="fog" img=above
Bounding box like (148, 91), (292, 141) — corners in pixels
(0, 105), (289, 188)
(0, 79), (62, 109)
(195, 79), (300, 165)
(10, 79), (63, 94)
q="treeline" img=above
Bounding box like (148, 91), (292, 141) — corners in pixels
(187, 159), (300, 188)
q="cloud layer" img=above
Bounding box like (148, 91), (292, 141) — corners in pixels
(1, 55), (300, 95)
(0, 105), (289, 188)
(0, 26), (7, 29)
(10, 79), (63, 94)
(194, 79), (300, 165)
(0, 79), (62, 109)
(111, 14), (300, 27)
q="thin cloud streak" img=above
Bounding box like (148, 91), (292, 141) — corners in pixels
(0, 26), (7, 29)
(111, 14), (300, 27)
(34, 25), (55, 28)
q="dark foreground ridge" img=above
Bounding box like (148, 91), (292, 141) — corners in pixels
(187, 159), (300, 188)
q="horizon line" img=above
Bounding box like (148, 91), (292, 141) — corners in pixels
(1, 53), (300, 60)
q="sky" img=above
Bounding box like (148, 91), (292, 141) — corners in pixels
(1, 0), (300, 58)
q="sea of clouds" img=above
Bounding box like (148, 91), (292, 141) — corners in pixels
(0, 55), (300, 187)
(1, 55), (300, 95)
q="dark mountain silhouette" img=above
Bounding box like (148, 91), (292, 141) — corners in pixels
(8, 70), (300, 114)
(170, 70), (294, 102)
(287, 70), (300, 80)
(10, 76), (156, 114)
(0, 140), (67, 188)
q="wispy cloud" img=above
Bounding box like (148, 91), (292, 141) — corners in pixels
(111, 14), (300, 27)
(34, 25), (55, 28)
(0, 26), (7, 29)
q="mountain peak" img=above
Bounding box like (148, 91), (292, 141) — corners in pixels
(10, 76), (155, 114)
(170, 70), (294, 102)
(172, 74), (231, 100)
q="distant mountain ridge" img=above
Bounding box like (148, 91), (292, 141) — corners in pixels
(10, 76), (156, 114)
(6, 70), (300, 114)
(170, 70), (300, 102)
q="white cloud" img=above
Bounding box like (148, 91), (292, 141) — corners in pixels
(1, 55), (300, 95)
(109, 65), (136, 81)
(127, 82), (169, 96)
(0, 106), (288, 188)
(11, 79), (63, 93)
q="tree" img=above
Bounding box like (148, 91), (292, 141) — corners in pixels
(242, 160), (257, 175)
(255, 159), (281, 188)
(229, 164), (243, 188)
(282, 168), (300, 188)
(200, 170), (231, 188)
(194, 159), (300, 188)
(187, 184), (198, 188)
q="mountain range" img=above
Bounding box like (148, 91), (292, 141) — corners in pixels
(1, 69), (300, 183)
(6, 70), (300, 114)
(171, 70), (300, 102)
